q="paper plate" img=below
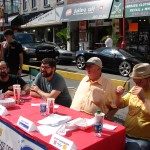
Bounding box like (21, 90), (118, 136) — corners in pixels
(0, 98), (16, 108)
(75, 118), (94, 130)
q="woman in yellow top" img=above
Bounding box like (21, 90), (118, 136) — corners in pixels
(116, 63), (150, 150)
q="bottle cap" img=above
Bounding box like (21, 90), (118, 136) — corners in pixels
(96, 110), (101, 114)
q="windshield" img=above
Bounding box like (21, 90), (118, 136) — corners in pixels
(14, 33), (35, 44)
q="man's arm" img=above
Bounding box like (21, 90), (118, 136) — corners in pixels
(30, 85), (61, 99)
(18, 52), (23, 76)
(22, 84), (30, 95)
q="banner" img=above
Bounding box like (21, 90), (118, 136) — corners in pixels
(0, 120), (47, 150)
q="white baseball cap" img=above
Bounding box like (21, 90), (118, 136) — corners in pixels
(86, 57), (102, 68)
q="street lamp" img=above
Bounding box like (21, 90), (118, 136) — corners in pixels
(121, 0), (126, 48)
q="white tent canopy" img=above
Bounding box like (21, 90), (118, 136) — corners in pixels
(21, 7), (63, 28)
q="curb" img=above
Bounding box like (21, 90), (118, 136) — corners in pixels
(22, 64), (130, 90)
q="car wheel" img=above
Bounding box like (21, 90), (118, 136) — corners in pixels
(76, 56), (86, 69)
(119, 61), (131, 77)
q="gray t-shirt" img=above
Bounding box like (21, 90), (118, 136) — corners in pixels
(33, 72), (71, 107)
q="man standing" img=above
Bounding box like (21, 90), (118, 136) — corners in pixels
(105, 35), (113, 47)
(30, 58), (72, 107)
(116, 63), (150, 150)
(70, 57), (116, 117)
(2, 29), (23, 75)
(0, 60), (30, 96)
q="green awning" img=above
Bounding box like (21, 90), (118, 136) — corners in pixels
(110, 0), (150, 18)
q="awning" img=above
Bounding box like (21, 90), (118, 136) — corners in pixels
(21, 7), (63, 28)
(0, 15), (18, 27)
(110, 0), (150, 18)
(60, 0), (113, 22)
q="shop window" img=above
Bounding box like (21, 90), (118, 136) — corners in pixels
(23, 0), (27, 11)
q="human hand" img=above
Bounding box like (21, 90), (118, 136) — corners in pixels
(30, 85), (40, 93)
(4, 90), (14, 96)
(115, 86), (125, 95)
(17, 69), (22, 76)
(131, 86), (145, 102)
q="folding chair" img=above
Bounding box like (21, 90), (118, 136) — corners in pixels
(27, 67), (40, 86)
(67, 87), (76, 100)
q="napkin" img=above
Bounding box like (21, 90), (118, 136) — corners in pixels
(37, 114), (71, 126)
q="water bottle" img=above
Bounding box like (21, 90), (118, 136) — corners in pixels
(94, 110), (104, 137)
(0, 90), (4, 100)
(40, 96), (46, 116)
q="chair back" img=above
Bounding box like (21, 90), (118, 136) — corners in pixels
(67, 87), (76, 100)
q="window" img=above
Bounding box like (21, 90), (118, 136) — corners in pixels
(23, 0), (27, 11)
(57, 0), (64, 5)
(44, 0), (50, 6)
(32, 0), (36, 9)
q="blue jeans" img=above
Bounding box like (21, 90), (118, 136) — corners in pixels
(126, 136), (150, 150)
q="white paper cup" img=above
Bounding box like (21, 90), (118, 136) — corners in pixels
(13, 85), (21, 104)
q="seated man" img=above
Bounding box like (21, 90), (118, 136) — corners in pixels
(70, 57), (117, 117)
(30, 58), (72, 107)
(0, 60), (30, 96)
(116, 63), (150, 150)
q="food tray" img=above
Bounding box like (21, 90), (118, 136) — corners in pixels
(0, 98), (16, 108)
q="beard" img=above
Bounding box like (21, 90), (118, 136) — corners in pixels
(41, 70), (53, 77)
(0, 72), (8, 78)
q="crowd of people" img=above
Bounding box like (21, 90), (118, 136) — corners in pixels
(0, 29), (150, 150)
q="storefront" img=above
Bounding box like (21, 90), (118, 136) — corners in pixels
(110, 0), (150, 54)
(60, 0), (114, 51)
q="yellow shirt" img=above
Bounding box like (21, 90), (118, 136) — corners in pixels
(70, 74), (116, 115)
(122, 87), (150, 141)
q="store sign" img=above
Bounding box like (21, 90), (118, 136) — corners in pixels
(110, 0), (150, 18)
(60, 0), (113, 22)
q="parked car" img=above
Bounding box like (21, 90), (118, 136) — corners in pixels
(126, 45), (150, 58)
(76, 47), (148, 77)
(46, 42), (76, 63)
(0, 32), (60, 64)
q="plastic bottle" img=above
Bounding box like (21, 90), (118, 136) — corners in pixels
(94, 110), (103, 137)
(40, 96), (46, 116)
(0, 90), (4, 100)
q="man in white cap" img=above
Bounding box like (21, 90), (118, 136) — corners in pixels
(70, 57), (116, 118)
(116, 63), (150, 149)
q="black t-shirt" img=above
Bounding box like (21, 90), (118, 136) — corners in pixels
(3, 40), (23, 70)
(0, 74), (27, 93)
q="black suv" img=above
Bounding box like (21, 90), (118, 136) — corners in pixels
(0, 32), (60, 64)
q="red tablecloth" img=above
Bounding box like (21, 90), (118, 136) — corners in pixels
(1, 96), (126, 150)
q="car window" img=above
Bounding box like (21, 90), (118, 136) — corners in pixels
(100, 48), (114, 56)
(14, 33), (35, 44)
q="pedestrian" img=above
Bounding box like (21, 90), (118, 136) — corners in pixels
(105, 35), (113, 47)
(1, 29), (23, 76)
(0, 60), (30, 96)
(30, 58), (72, 107)
(70, 57), (117, 119)
(116, 63), (150, 150)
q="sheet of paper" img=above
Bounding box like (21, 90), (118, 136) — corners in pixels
(37, 125), (61, 136)
(37, 114), (71, 126)
(103, 123), (117, 130)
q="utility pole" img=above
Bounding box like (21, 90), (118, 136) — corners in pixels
(121, 0), (126, 48)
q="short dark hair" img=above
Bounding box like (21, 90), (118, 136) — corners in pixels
(41, 58), (56, 68)
(3, 29), (14, 36)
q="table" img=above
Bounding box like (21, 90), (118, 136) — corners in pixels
(0, 97), (126, 150)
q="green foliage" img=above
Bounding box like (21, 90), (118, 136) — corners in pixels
(56, 28), (68, 43)
(101, 34), (122, 46)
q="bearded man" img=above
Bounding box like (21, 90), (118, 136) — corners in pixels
(30, 58), (71, 107)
